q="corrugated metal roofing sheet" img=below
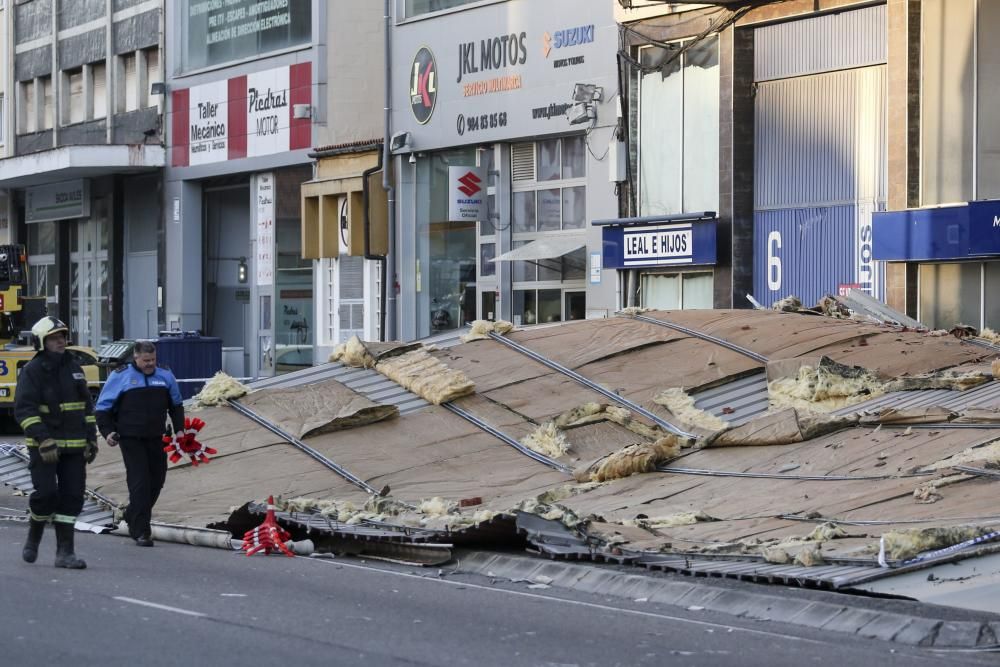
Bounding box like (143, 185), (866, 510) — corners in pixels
(0, 447), (115, 527)
(693, 372), (769, 425)
(754, 4), (886, 82)
(247, 363), (430, 415)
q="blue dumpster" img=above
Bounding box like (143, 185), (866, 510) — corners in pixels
(155, 332), (223, 400)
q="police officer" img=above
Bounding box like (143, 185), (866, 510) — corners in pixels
(96, 340), (184, 547)
(15, 316), (98, 569)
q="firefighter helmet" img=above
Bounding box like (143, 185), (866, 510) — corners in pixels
(31, 316), (69, 351)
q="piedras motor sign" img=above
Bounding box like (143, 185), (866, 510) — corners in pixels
(410, 47), (437, 124)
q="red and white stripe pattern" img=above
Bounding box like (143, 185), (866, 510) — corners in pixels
(241, 496), (294, 557)
(163, 417), (218, 466)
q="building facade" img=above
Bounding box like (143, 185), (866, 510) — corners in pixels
(616, 0), (888, 312)
(0, 0), (165, 348)
(389, 0), (620, 340)
(164, 0), (321, 378)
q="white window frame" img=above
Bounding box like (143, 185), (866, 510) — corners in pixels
(639, 270), (715, 310)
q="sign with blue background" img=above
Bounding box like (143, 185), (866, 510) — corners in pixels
(601, 220), (716, 270)
(873, 200), (1000, 261)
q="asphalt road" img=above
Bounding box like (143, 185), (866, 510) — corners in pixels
(1, 496), (996, 667)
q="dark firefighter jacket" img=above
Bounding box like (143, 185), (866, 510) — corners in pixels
(14, 350), (98, 449)
(95, 363), (185, 439)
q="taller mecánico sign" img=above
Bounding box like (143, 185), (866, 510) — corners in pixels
(170, 63), (312, 166)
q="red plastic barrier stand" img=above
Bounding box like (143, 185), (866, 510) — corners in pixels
(241, 496), (294, 557)
(163, 416), (218, 466)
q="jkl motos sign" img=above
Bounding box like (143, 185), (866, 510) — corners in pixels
(171, 63), (312, 167)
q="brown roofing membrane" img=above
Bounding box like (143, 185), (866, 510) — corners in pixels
(86, 310), (1000, 567)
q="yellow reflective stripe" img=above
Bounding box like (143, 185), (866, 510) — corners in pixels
(30, 512), (51, 522)
(25, 438), (36, 448)
(38, 406), (50, 414)
(19, 416), (42, 430)
(51, 514), (76, 525)
(85, 416), (96, 423)
(60, 402), (86, 411)
(58, 439), (87, 448)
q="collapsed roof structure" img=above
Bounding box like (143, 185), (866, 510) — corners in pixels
(10, 306), (1000, 594)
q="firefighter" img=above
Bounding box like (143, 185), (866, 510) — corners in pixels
(96, 340), (184, 547)
(15, 316), (98, 569)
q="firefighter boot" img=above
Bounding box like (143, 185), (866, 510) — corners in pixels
(21, 519), (45, 563)
(53, 522), (86, 569)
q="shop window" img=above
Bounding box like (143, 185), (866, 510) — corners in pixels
(918, 263), (981, 330)
(513, 191), (536, 232)
(637, 36), (719, 215)
(481, 290), (496, 322)
(512, 288), (583, 326)
(986, 263), (1000, 331)
(479, 242), (495, 277)
(183, 0), (311, 71)
(403, 0), (484, 19)
(62, 68), (84, 125)
(641, 271), (714, 310)
(27, 221), (58, 313)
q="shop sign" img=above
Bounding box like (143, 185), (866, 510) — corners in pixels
(448, 166), (485, 222)
(26, 179), (90, 223)
(542, 24), (594, 68)
(171, 62), (311, 167)
(255, 173), (274, 286)
(601, 221), (717, 269)
(410, 47), (438, 124)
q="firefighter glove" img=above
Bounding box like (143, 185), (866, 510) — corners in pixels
(38, 439), (59, 464)
(84, 440), (98, 464)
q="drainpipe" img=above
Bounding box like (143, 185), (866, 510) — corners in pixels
(383, 0), (397, 341)
(361, 146), (387, 341)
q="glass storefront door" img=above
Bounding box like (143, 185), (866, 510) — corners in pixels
(69, 199), (111, 348)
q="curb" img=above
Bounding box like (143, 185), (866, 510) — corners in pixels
(450, 551), (998, 649)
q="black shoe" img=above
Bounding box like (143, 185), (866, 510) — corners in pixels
(135, 535), (154, 547)
(53, 523), (86, 569)
(22, 519), (45, 564)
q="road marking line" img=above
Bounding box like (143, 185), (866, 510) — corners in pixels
(303, 557), (823, 645)
(114, 596), (207, 618)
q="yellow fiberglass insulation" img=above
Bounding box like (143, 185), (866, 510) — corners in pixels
(883, 370), (991, 393)
(794, 543), (825, 567)
(460, 319), (515, 343)
(375, 348), (475, 404)
(618, 306), (651, 316)
(553, 402), (607, 428)
(772, 295), (802, 312)
(912, 474), (971, 503)
(521, 421), (571, 458)
(604, 405), (679, 442)
(763, 547), (791, 564)
(981, 327), (1000, 343)
(574, 436), (682, 483)
(418, 497), (457, 517)
(328, 335), (376, 368)
(880, 525), (995, 561)
(191, 371), (250, 408)
(920, 440), (1000, 471)
(768, 358), (884, 412)
(623, 511), (717, 530)
(653, 388), (729, 431)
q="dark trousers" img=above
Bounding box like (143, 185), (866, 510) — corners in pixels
(119, 436), (167, 539)
(28, 448), (85, 520)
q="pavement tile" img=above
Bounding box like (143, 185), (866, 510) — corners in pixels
(786, 602), (849, 629)
(820, 608), (881, 634)
(855, 613), (914, 643)
(891, 619), (942, 647)
(701, 590), (756, 617)
(646, 582), (698, 607)
(739, 598), (812, 623)
(933, 621), (986, 648)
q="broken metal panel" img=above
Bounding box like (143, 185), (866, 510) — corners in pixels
(0, 448), (114, 528)
(692, 372), (769, 424)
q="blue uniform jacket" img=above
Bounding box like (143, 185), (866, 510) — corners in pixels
(95, 363), (185, 439)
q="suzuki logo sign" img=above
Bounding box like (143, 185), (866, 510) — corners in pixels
(448, 166), (485, 222)
(457, 171), (482, 197)
(409, 47), (437, 124)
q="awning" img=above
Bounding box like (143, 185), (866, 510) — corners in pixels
(0, 145), (165, 188)
(491, 235), (586, 262)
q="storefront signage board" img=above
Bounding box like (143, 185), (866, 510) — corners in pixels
(601, 221), (717, 269)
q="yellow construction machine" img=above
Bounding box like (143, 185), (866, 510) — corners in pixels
(0, 244), (102, 415)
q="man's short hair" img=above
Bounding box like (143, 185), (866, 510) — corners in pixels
(133, 340), (157, 356)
